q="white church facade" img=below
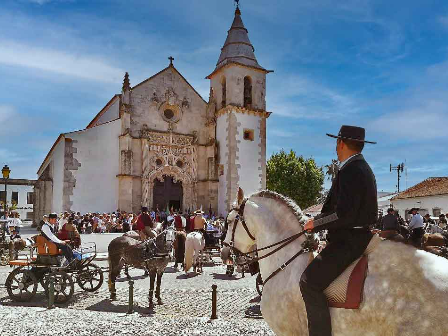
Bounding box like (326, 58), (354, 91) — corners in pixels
(34, 6), (271, 221)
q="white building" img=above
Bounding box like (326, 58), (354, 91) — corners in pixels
(391, 177), (448, 220)
(0, 179), (35, 220)
(377, 192), (398, 216)
(34, 5), (271, 221)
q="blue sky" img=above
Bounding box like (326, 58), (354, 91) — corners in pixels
(0, 0), (447, 192)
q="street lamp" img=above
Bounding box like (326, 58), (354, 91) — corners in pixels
(2, 165), (11, 219)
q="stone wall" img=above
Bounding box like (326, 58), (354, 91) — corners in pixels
(62, 138), (81, 212)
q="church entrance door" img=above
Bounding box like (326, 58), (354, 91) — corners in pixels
(153, 175), (183, 212)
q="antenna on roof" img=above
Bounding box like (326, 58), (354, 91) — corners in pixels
(404, 159), (408, 190)
(390, 163), (405, 193)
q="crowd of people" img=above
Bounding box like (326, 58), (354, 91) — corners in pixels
(378, 207), (448, 246)
(35, 208), (223, 239)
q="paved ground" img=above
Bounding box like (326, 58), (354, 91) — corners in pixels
(0, 256), (274, 335)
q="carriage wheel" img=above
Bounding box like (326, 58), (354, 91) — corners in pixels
(43, 271), (75, 304)
(76, 263), (104, 292)
(256, 273), (263, 296)
(6, 267), (38, 302)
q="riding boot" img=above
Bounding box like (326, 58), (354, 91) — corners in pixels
(300, 281), (332, 336)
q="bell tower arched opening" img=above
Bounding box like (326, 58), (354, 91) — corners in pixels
(221, 76), (227, 108)
(244, 76), (252, 108)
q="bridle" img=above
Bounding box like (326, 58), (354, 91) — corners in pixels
(223, 198), (314, 286)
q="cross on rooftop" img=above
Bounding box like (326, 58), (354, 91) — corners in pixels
(168, 56), (174, 66)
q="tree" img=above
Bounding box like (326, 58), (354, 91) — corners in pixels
(266, 149), (324, 210)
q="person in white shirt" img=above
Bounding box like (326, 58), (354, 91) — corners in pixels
(58, 212), (68, 233)
(408, 208), (424, 246)
(41, 213), (74, 264)
(10, 213), (23, 233)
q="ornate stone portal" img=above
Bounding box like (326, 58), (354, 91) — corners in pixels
(141, 129), (198, 211)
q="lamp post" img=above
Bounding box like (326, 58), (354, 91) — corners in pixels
(2, 165), (11, 219)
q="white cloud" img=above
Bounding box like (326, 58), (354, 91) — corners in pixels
(0, 105), (15, 124)
(268, 129), (296, 138)
(27, 0), (52, 3)
(439, 16), (448, 28)
(268, 74), (359, 119)
(0, 40), (124, 83)
(370, 106), (448, 140)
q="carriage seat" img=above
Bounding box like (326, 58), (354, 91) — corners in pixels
(36, 235), (62, 256)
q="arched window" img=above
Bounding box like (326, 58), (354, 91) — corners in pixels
(244, 76), (252, 108)
(221, 77), (227, 108)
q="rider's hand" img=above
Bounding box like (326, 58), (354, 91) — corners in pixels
(59, 240), (66, 245)
(304, 219), (314, 232)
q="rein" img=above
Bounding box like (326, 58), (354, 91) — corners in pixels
(224, 198), (312, 286)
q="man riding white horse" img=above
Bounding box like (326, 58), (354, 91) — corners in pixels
(302, 125), (377, 336)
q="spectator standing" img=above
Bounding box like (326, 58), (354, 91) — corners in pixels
(381, 208), (400, 231)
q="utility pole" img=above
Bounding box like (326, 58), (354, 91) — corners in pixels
(390, 163), (404, 193)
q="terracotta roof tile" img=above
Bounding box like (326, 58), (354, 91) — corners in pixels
(392, 177), (448, 200)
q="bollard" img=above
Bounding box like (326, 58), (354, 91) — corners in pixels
(48, 276), (55, 309)
(127, 279), (134, 314)
(211, 284), (218, 319)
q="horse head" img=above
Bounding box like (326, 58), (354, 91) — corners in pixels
(154, 227), (175, 254)
(222, 187), (257, 255)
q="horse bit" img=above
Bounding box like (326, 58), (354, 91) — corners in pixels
(223, 198), (315, 286)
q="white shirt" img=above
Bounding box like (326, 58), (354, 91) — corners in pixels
(339, 153), (361, 170)
(11, 218), (23, 227)
(41, 223), (64, 244)
(409, 213), (424, 230)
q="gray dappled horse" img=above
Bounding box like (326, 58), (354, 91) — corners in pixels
(108, 228), (175, 308)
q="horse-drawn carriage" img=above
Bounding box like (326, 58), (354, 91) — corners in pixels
(202, 228), (222, 262)
(5, 236), (103, 304)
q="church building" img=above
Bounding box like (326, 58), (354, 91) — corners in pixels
(34, 5), (272, 221)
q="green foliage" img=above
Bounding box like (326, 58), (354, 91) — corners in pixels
(266, 149), (324, 210)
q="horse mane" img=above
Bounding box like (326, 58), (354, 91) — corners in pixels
(250, 190), (308, 225)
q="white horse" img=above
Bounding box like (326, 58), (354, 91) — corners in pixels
(184, 231), (205, 273)
(224, 188), (448, 336)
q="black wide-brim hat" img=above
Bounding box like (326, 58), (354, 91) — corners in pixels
(48, 213), (58, 219)
(327, 125), (376, 144)
(141, 207), (149, 213)
(408, 208), (419, 214)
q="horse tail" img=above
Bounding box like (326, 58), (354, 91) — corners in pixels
(184, 234), (194, 272)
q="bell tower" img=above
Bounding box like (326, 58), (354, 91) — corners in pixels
(207, 4), (272, 215)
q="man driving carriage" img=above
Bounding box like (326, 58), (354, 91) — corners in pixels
(301, 125), (377, 336)
(41, 213), (75, 265)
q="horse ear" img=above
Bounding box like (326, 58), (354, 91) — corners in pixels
(237, 187), (244, 206)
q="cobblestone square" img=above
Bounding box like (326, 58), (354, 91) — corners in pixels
(0, 258), (275, 335)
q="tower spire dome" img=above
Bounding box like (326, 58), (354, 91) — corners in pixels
(207, 2), (268, 77)
(235, 0), (241, 15)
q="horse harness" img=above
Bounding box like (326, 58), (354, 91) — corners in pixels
(224, 198), (314, 286)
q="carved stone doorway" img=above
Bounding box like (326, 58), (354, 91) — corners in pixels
(153, 175), (183, 212)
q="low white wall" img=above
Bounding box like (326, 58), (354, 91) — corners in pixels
(79, 233), (123, 253)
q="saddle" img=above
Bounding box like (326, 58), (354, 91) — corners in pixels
(324, 234), (380, 309)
